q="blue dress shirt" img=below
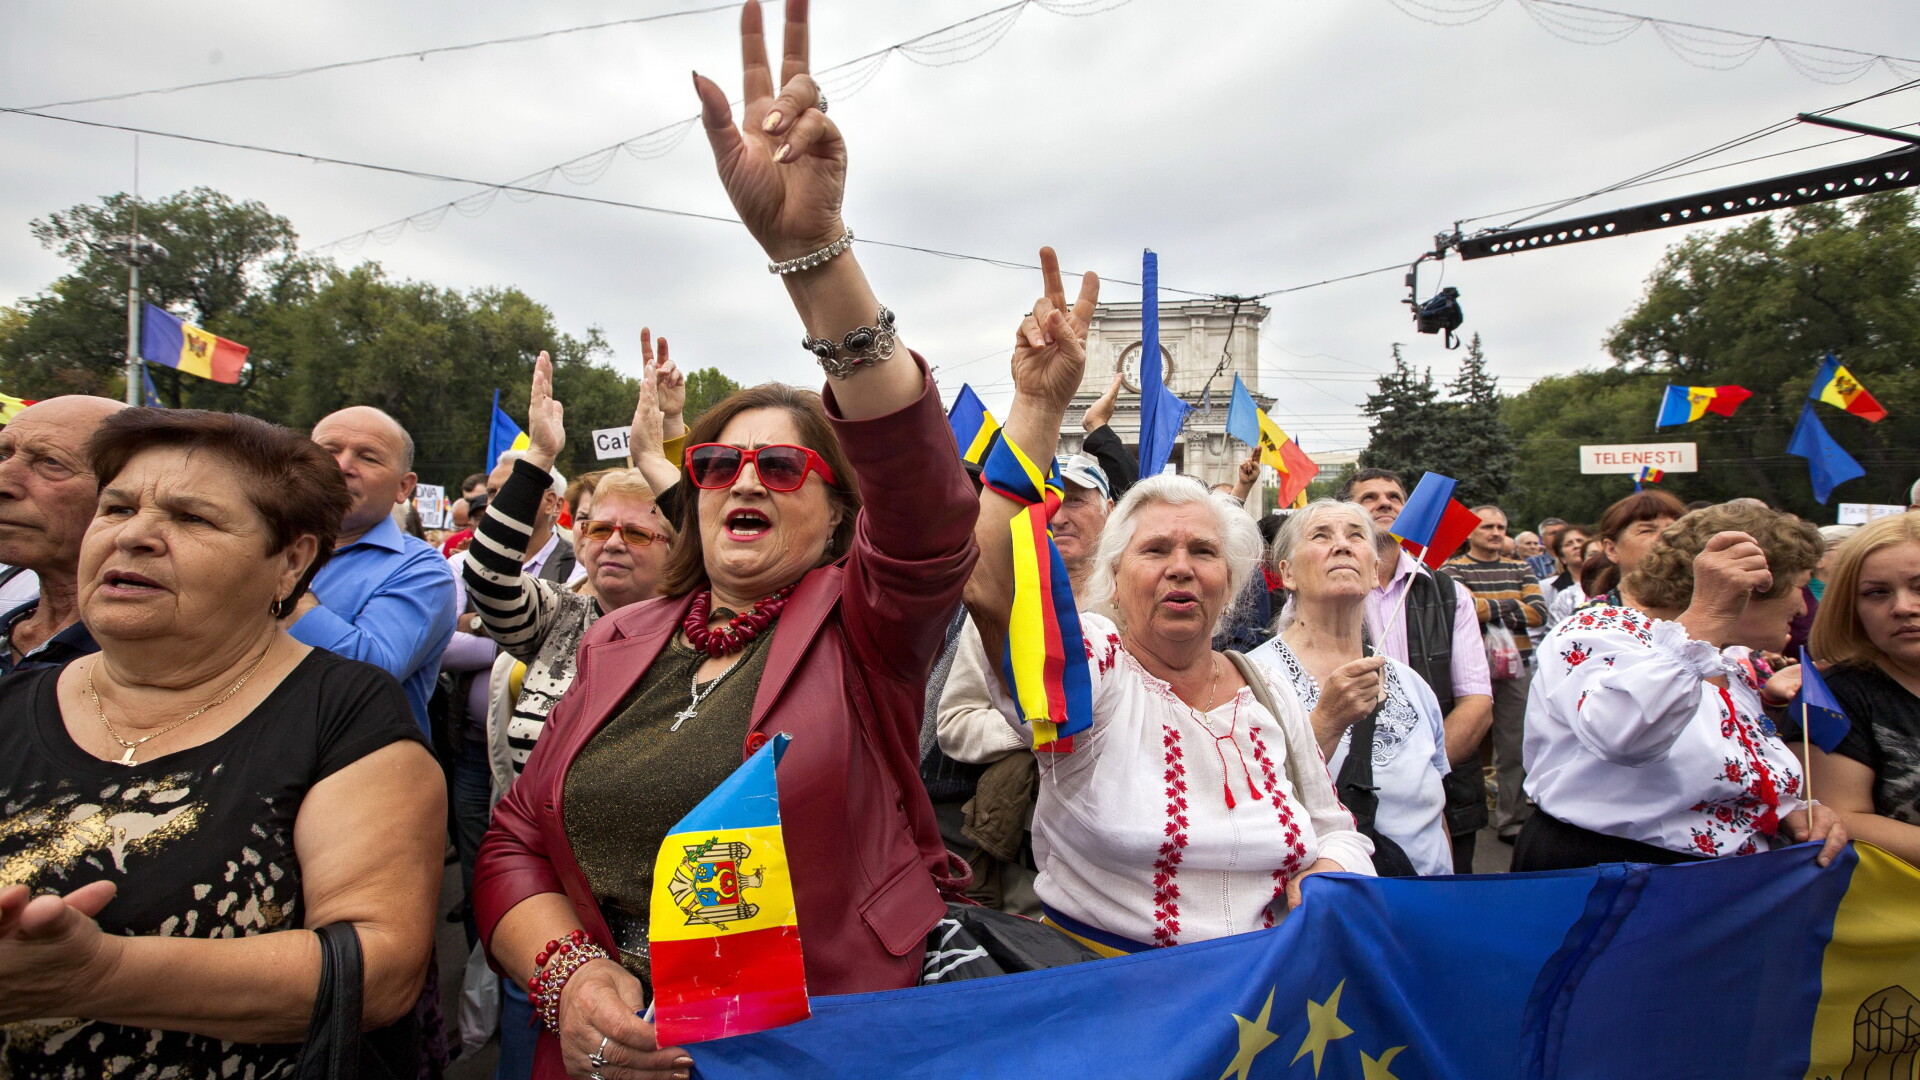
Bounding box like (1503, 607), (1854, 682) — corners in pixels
(291, 515), (457, 735)
(0, 598), (98, 677)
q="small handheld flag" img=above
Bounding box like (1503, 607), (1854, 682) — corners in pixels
(1387, 471), (1458, 552)
(649, 733), (809, 1044)
(981, 436), (1092, 752)
(139, 303), (248, 384)
(487, 389), (531, 469)
(1637, 466), (1664, 484)
(1787, 402), (1865, 504)
(140, 365), (163, 408)
(0, 392), (36, 423)
(1407, 498), (1482, 570)
(946, 384), (1001, 466)
(1794, 649), (1851, 755)
(1809, 353), (1887, 423)
(1655, 384), (1750, 427)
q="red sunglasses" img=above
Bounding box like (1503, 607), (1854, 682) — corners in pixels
(684, 443), (837, 492)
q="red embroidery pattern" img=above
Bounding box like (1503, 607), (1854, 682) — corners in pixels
(1153, 723), (1189, 947)
(1244, 725), (1307, 928)
(1683, 686), (1788, 853)
(1566, 605), (1655, 646)
(1084, 630), (1123, 676)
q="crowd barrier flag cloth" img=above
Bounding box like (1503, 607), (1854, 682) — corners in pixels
(946, 383), (1001, 466)
(139, 302), (248, 384)
(980, 434), (1092, 752)
(1788, 402), (1867, 505)
(1810, 353), (1888, 423)
(1655, 383), (1751, 427)
(648, 733), (808, 1045)
(688, 842), (1920, 1079)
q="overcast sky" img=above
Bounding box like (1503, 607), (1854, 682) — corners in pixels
(4, 0), (1916, 455)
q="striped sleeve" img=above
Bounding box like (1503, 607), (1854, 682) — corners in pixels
(461, 458), (568, 662)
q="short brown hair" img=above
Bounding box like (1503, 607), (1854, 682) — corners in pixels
(1626, 502), (1822, 612)
(1337, 467), (1403, 502)
(656, 384), (859, 597)
(88, 408), (352, 604)
(1809, 512), (1920, 670)
(1597, 490), (1686, 542)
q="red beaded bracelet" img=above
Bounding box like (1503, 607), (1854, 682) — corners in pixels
(527, 929), (612, 1034)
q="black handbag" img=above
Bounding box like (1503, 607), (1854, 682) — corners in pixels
(297, 923), (421, 1080)
(1333, 697), (1421, 878)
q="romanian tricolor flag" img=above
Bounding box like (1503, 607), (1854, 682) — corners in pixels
(1225, 375), (1320, 508)
(648, 733), (808, 1045)
(982, 435), (1092, 752)
(139, 303), (248, 384)
(1655, 383), (1750, 427)
(486, 389), (530, 468)
(0, 392), (36, 424)
(1810, 353), (1888, 422)
(946, 384), (1000, 465)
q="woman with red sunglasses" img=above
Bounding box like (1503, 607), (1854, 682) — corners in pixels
(473, 4), (977, 1078)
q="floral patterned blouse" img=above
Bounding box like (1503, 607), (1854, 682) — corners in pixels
(1524, 605), (1808, 858)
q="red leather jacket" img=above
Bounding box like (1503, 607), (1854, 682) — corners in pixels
(473, 365), (976, 1071)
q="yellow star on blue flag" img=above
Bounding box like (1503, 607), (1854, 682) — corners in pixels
(1360, 1045), (1407, 1080)
(1292, 979), (1354, 1076)
(1218, 987), (1279, 1080)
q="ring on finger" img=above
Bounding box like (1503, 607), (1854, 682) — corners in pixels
(589, 1034), (610, 1069)
(815, 92), (828, 113)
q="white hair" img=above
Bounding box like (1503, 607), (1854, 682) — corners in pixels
(1080, 474), (1264, 636)
(496, 450), (566, 495)
(1266, 499), (1380, 632)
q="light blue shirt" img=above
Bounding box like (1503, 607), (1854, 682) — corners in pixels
(291, 515), (457, 735)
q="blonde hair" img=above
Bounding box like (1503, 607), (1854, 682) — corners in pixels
(586, 469), (672, 538)
(1081, 474), (1263, 636)
(1627, 502), (1822, 612)
(1809, 512), (1920, 669)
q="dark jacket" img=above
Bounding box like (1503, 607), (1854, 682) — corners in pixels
(472, 363), (976, 1077)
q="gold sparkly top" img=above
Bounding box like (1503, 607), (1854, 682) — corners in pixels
(562, 630), (773, 982)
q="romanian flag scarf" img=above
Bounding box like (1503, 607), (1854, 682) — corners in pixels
(980, 435), (1092, 752)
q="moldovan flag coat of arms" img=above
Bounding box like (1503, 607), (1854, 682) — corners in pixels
(140, 303), (248, 383)
(649, 733), (808, 1044)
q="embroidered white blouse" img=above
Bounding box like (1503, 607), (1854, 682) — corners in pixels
(1524, 605), (1808, 858)
(1025, 614), (1375, 949)
(1247, 638), (1453, 876)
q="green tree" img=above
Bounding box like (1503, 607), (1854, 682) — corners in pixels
(1358, 345), (1453, 481)
(1438, 333), (1516, 506)
(683, 366), (745, 426)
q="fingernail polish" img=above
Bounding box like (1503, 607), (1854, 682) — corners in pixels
(776, 143), (793, 162)
(675, 1058), (694, 1067)
(762, 111), (783, 133)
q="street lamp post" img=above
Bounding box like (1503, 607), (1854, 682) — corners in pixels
(99, 236), (169, 406)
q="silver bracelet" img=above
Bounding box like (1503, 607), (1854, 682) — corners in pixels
(768, 228), (855, 276)
(804, 305), (897, 379)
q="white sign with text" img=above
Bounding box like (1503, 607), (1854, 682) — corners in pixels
(592, 426), (631, 461)
(414, 484), (450, 530)
(1837, 503), (1907, 525)
(1578, 442), (1698, 475)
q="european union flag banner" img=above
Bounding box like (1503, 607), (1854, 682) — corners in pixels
(945, 383), (1000, 465)
(1788, 401), (1866, 504)
(1136, 250), (1190, 478)
(487, 388), (531, 469)
(649, 734), (807, 1045)
(140, 303), (248, 383)
(689, 844), (1920, 1079)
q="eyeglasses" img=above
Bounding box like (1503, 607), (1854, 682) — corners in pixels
(576, 520), (671, 547)
(684, 443), (837, 493)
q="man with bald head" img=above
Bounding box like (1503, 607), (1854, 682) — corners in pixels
(0, 396), (127, 675)
(288, 406), (456, 734)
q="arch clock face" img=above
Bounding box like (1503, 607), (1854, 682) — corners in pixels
(1117, 342), (1174, 394)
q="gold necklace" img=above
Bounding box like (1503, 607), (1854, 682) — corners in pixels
(89, 644), (274, 766)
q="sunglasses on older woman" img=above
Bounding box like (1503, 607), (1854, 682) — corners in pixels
(576, 520), (671, 547)
(684, 443), (837, 492)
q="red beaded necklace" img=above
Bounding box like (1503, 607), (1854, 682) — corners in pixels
(682, 584), (796, 657)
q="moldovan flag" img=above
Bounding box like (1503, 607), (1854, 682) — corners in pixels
(486, 389), (530, 469)
(0, 392), (35, 423)
(1810, 353), (1888, 422)
(1637, 466), (1664, 483)
(139, 303), (247, 383)
(1224, 375), (1319, 507)
(1655, 383), (1751, 426)
(648, 733), (808, 1045)
(946, 384), (1000, 465)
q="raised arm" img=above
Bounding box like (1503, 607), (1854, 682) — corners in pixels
(963, 248), (1099, 657)
(693, 0), (917, 420)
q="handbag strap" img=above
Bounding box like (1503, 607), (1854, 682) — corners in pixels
(298, 922), (365, 1080)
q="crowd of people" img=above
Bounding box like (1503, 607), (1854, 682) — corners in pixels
(1, 4), (1917, 1079)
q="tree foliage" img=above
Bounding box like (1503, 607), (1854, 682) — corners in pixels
(1359, 337), (1517, 507)
(0, 188), (646, 486)
(1498, 191), (1920, 525)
